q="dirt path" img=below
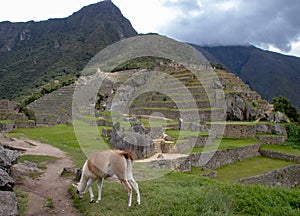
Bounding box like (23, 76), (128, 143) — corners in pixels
(1, 135), (81, 216)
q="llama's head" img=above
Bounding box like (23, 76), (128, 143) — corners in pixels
(72, 183), (84, 199)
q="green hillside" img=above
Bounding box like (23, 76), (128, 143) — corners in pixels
(0, 1), (137, 100)
(193, 45), (300, 110)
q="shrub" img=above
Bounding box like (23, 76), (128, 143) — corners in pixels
(285, 123), (300, 143)
(272, 96), (300, 122)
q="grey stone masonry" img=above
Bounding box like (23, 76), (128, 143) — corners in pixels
(259, 149), (300, 163)
(238, 164), (300, 188)
(190, 144), (261, 169)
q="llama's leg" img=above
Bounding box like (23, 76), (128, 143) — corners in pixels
(86, 178), (96, 203)
(121, 180), (132, 207)
(128, 178), (140, 205)
(96, 178), (104, 203)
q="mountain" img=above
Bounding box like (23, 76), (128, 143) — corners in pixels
(0, 0), (137, 100)
(193, 45), (300, 110)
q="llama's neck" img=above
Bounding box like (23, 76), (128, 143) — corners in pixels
(78, 161), (88, 193)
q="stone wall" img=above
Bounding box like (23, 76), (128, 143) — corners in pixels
(190, 144), (261, 169)
(0, 122), (15, 133)
(259, 149), (300, 163)
(256, 135), (286, 145)
(255, 123), (287, 137)
(238, 164), (300, 188)
(0, 100), (35, 133)
(213, 124), (257, 138)
(143, 154), (191, 172)
(0, 144), (19, 216)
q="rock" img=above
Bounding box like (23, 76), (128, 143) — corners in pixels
(235, 96), (246, 111)
(274, 111), (290, 123)
(62, 167), (82, 181)
(130, 121), (148, 134)
(110, 127), (125, 150)
(0, 168), (15, 191)
(190, 122), (201, 131)
(226, 95), (246, 120)
(123, 133), (155, 159)
(157, 153), (165, 159)
(0, 145), (19, 170)
(272, 124), (287, 136)
(148, 127), (164, 139)
(256, 124), (270, 134)
(10, 161), (43, 179)
(200, 171), (218, 178)
(213, 79), (223, 89)
(102, 128), (112, 138)
(0, 191), (18, 216)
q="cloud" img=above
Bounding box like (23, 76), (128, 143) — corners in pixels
(158, 0), (300, 52)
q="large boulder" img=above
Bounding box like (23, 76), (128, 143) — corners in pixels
(123, 133), (154, 159)
(0, 145), (19, 170)
(274, 111), (290, 123)
(10, 161), (43, 180)
(110, 121), (155, 159)
(0, 168), (15, 191)
(0, 191), (18, 216)
(226, 95), (247, 120)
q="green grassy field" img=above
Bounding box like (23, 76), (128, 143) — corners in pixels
(188, 156), (296, 182)
(190, 138), (259, 153)
(69, 172), (300, 216)
(8, 125), (300, 215)
(9, 123), (98, 166)
(261, 144), (300, 156)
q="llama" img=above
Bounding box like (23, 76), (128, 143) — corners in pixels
(74, 150), (140, 206)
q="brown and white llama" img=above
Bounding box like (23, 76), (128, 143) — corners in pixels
(74, 150), (140, 206)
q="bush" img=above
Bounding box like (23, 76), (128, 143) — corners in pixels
(272, 96), (300, 122)
(285, 123), (300, 143)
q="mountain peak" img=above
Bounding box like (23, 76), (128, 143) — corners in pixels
(0, 1), (137, 100)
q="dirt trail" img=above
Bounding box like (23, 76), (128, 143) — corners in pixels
(1, 135), (81, 216)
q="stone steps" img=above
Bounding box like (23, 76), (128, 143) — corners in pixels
(28, 84), (75, 125)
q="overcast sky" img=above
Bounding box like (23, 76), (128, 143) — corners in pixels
(0, 0), (300, 57)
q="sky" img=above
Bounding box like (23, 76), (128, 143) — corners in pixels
(0, 0), (300, 57)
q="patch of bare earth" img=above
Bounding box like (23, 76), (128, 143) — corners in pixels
(0, 135), (80, 216)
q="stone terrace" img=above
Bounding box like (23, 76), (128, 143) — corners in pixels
(0, 100), (35, 133)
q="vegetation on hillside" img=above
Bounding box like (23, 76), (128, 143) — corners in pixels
(0, 1), (137, 101)
(273, 96), (300, 122)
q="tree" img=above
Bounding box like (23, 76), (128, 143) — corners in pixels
(272, 96), (299, 122)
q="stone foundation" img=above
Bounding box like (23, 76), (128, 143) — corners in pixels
(190, 144), (261, 169)
(257, 135), (286, 145)
(213, 124), (257, 138)
(238, 164), (300, 188)
(259, 149), (300, 163)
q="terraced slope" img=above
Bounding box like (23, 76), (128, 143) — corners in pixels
(28, 85), (75, 125)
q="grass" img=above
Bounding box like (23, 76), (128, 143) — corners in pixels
(69, 171), (300, 216)
(15, 190), (29, 216)
(165, 129), (209, 139)
(19, 155), (60, 170)
(260, 144), (300, 156)
(8, 122), (110, 167)
(19, 155), (59, 164)
(44, 197), (54, 209)
(8, 123), (300, 215)
(190, 138), (258, 153)
(207, 120), (280, 126)
(139, 117), (178, 128)
(188, 156), (296, 182)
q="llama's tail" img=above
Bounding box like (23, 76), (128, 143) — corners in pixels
(115, 150), (134, 161)
(115, 150), (135, 180)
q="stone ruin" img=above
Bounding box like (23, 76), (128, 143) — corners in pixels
(0, 100), (35, 133)
(109, 118), (156, 159)
(0, 140), (19, 216)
